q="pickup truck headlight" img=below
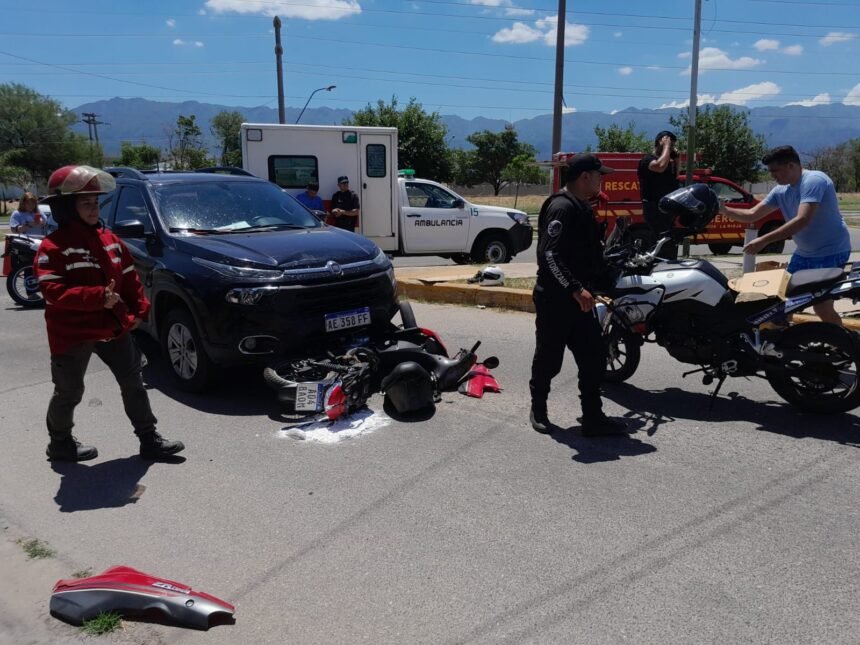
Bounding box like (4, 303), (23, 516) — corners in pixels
(371, 248), (391, 268)
(507, 211), (530, 226)
(192, 257), (284, 280)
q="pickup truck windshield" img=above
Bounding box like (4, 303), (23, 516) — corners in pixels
(155, 181), (322, 232)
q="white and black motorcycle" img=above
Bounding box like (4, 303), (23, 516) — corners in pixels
(2, 234), (44, 308)
(599, 184), (860, 414)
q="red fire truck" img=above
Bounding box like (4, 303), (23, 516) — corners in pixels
(550, 152), (786, 254)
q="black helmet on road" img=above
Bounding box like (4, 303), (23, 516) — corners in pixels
(381, 361), (435, 414)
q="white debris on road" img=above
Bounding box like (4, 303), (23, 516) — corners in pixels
(278, 408), (391, 444)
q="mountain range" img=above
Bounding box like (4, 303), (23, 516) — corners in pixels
(71, 97), (860, 160)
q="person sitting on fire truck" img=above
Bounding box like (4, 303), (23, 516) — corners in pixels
(637, 131), (681, 259)
(720, 145), (851, 327)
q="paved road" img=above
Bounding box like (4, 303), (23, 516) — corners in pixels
(0, 297), (858, 643)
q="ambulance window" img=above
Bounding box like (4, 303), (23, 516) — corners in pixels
(366, 144), (386, 178)
(709, 182), (745, 203)
(268, 155), (319, 189)
(405, 182), (458, 209)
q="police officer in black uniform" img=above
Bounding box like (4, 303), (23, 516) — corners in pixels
(529, 153), (627, 437)
(637, 130), (680, 259)
(330, 175), (361, 232)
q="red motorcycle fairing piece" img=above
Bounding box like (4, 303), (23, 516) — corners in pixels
(458, 365), (502, 398)
(50, 566), (235, 630)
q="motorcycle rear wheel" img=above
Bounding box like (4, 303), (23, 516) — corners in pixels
(7, 266), (45, 308)
(602, 319), (641, 383)
(766, 322), (860, 414)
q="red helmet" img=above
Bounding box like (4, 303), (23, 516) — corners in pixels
(43, 165), (116, 202)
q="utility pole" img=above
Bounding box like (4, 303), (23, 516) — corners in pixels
(685, 0), (703, 186)
(551, 0), (567, 158)
(81, 112), (107, 163)
(273, 16), (286, 124)
(681, 0), (703, 259)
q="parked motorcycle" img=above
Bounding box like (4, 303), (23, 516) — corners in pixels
(2, 234), (44, 308)
(599, 184), (860, 414)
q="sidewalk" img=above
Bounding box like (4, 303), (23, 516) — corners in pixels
(395, 251), (860, 329)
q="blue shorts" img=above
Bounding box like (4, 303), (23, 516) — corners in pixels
(787, 251), (850, 274)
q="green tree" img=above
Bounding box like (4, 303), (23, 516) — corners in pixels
(0, 83), (94, 180)
(0, 149), (29, 215)
(210, 110), (244, 167)
(345, 97), (451, 181)
(167, 114), (210, 170)
(593, 122), (651, 152)
(502, 153), (548, 208)
(669, 105), (766, 184)
(456, 128), (537, 195)
(119, 141), (162, 169)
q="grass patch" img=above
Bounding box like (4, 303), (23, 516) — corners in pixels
(72, 567), (93, 579)
(467, 194), (546, 215)
(80, 611), (123, 636)
(845, 215), (860, 228)
(16, 538), (56, 559)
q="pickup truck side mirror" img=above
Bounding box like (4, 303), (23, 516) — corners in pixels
(112, 220), (147, 238)
(452, 198), (465, 209)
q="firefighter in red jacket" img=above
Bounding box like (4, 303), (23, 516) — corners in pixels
(35, 165), (184, 462)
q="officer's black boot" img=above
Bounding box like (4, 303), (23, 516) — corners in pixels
(46, 436), (98, 462)
(529, 400), (552, 434)
(139, 431), (185, 458)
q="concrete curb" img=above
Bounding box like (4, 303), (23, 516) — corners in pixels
(396, 279), (860, 331)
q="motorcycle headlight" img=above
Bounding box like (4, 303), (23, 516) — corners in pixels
(192, 257), (284, 280)
(507, 211), (529, 226)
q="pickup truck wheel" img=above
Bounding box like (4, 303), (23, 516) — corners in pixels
(472, 234), (511, 264)
(707, 243), (733, 255)
(451, 254), (472, 265)
(757, 222), (786, 254)
(160, 308), (213, 392)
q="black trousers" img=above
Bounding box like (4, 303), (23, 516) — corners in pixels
(46, 334), (157, 441)
(529, 290), (605, 419)
(642, 201), (678, 260)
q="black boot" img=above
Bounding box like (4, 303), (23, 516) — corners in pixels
(139, 431), (185, 458)
(529, 401), (552, 434)
(46, 436), (98, 462)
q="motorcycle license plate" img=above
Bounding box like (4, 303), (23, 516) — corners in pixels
(295, 382), (324, 412)
(325, 306), (370, 333)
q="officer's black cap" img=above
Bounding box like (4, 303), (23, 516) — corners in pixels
(566, 153), (615, 181)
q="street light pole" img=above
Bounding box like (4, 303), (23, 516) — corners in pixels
(296, 86), (336, 124)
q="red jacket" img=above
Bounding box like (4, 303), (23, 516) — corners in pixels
(34, 219), (151, 355)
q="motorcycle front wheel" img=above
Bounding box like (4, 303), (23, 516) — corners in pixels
(766, 322), (860, 414)
(602, 319), (641, 383)
(7, 266), (44, 308)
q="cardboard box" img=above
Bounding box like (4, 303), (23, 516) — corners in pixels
(728, 268), (791, 300)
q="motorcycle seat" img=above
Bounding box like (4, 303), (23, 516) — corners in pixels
(784, 268), (844, 297)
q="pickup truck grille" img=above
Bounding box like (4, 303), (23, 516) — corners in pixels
(271, 270), (394, 315)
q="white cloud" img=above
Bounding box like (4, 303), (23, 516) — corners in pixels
(198, 8), (206, 15)
(470, 0), (506, 5)
(618, 66), (633, 76)
(173, 39), (185, 45)
(491, 14), (588, 47)
(786, 92), (831, 107)
(194, 41), (205, 47)
(173, 38), (205, 48)
(204, 0), (361, 20)
(844, 83), (860, 106)
(782, 44), (803, 55)
(505, 7), (535, 17)
(681, 47), (763, 74)
(562, 106), (577, 114)
(166, 18), (176, 28)
(536, 15), (589, 47)
(820, 31), (857, 46)
(754, 38), (779, 51)
(609, 109), (620, 115)
(492, 22), (542, 44)
(660, 94), (717, 109)
(716, 81), (781, 105)
(613, 31), (622, 38)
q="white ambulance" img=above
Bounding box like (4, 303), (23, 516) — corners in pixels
(240, 123), (532, 263)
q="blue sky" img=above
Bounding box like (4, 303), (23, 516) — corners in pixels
(1, 0), (859, 122)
